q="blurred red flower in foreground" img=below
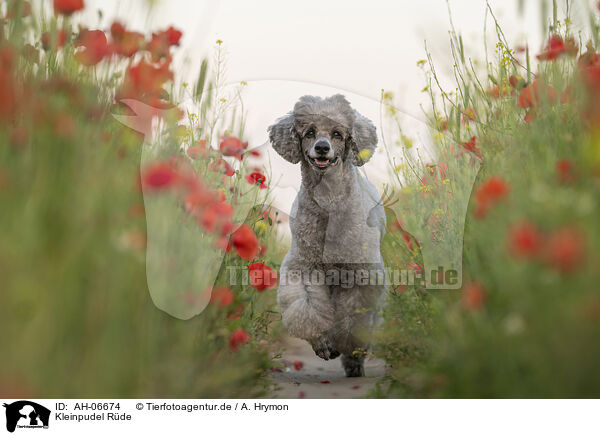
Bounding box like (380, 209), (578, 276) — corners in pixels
(231, 224), (259, 260)
(210, 287), (234, 308)
(54, 0), (84, 15)
(142, 162), (178, 189)
(556, 159), (576, 183)
(508, 221), (544, 259)
(220, 136), (248, 160)
(118, 59), (174, 107)
(248, 262), (277, 291)
(293, 361), (304, 371)
(474, 176), (509, 219)
(544, 227), (586, 274)
(186, 140), (207, 160)
(110, 22), (145, 58)
(520, 80), (559, 107)
(229, 328), (250, 351)
(163, 26), (183, 46)
(147, 26), (183, 62)
(462, 282), (487, 311)
(198, 202), (233, 233)
(537, 35), (578, 61)
(0, 47), (17, 121)
(209, 159), (235, 177)
(246, 172), (267, 189)
(462, 136), (482, 159)
(74, 29), (110, 66)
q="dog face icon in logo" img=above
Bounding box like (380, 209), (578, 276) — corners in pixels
(3, 401), (50, 432)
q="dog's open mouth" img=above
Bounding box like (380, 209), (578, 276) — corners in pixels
(308, 156), (338, 169)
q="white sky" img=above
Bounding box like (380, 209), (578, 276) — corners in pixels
(80, 0), (595, 212)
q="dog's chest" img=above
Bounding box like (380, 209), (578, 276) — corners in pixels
(292, 202), (329, 260)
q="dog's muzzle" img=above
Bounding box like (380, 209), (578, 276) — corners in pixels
(308, 138), (337, 169)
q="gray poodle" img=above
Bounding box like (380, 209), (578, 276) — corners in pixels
(268, 94), (386, 377)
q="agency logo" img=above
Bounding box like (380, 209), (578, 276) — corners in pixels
(3, 401), (50, 433)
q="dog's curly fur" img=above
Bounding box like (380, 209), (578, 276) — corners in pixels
(269, 94), (386, 377)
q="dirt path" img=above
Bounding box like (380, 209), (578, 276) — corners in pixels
(268, 335), (386, 398)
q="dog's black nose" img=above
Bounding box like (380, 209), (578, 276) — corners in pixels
(314, 140), (330, 155)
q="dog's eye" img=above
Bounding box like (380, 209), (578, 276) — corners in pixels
(332, 131), (342, 139)
(305, 129), (315, 138)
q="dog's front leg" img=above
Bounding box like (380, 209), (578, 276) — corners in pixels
(277, 260), (339, 360)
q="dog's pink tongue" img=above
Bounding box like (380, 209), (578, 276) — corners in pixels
(316, 159), (329, 167)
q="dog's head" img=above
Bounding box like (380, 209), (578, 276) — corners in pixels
(268, 94), (377, 173)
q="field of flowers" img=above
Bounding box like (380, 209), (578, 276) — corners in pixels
(374, 2), (600, 398)
(1, 0), (599, 399)
(0, 0), (285, 397)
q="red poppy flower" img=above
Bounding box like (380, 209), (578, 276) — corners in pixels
(110, 22), (144, 58)
(186, 146), (202, 160)
(488, 86), (500, 99)
(462, 282), (486, 311)
(163, 26), (183, 46)
(556, 159), (575, 183)
(210, 287), (234, 308)
(293, 361), (304, 371)
(402, 232), (414, 251)
(320, 380), (330, 384)
(537, 34), (578, 61)
(518, 80), (557, 109)
(508, 75), (523, 88)
(246, 171), (267, 189)
(229, 328), (250, 351)
(462, 136), (482, 159)
(74, 29), (110, 66)
(118, 59), (173, 107)
(142, 162), (178, 189)
(474, 176), (509, 219)
(183, 188), (213, 215)
(54, 0), (84, 15)
(198, 202), (233, 233)
(544, 227), (586, 274)
(248, 262), (278, 291)
(219, 136), (248, 160)
(209, 159), (235, 176)
(41, 29), (67, 50)
(147, 34), (169, 62)
(508, 221), (544, 259)
(186, 140), (207, 160)
(231, 224), (259, 260)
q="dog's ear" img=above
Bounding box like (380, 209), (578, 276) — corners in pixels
(348, 111), (377, 166)
(268, 113), (302, 164)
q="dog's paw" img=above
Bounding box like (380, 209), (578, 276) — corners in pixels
(311, 337), (340, 361)
(343, 363), (364, 377)
(328, 348), (341, 359)
(342, 355), (365, 377)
